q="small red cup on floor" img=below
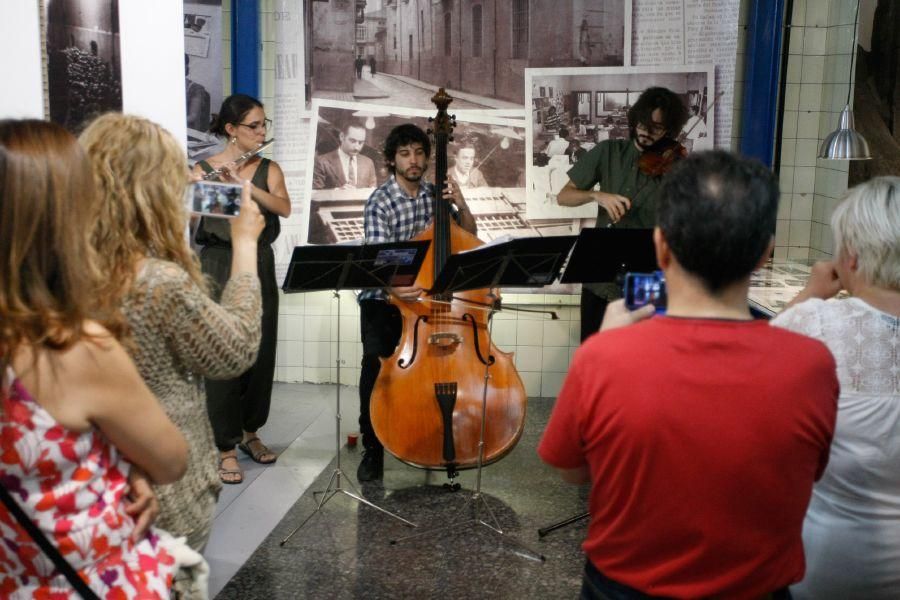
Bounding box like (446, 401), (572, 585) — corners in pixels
(347, 433), (358, 447)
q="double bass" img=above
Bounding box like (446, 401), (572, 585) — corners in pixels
(369, 90), (527, 480)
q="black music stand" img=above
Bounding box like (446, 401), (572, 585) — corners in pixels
(560, 227), (657, 285)
(279, 240), (430, 545)
(390, 235), (578, 562)
(429, 235), (578, 293)
(538, 227), (657, 538)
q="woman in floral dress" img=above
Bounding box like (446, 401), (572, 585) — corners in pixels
(0, 119), (188, 598)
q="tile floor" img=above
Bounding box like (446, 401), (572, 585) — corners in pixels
(204, 384), (589, 599)
(205, 382), (360, 596)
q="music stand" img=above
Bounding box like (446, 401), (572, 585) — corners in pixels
(390, 235), (578, 561)
(560, 227), (657, 285)
(279, 240), (430, 545)
(538, 227), (657, 538)
(429, 235), (578, 293)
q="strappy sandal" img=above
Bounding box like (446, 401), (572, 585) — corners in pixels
(238, 437), (277, 465)
(218, 454), (243, 484)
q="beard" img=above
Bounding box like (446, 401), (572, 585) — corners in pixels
(635, 134), (658, 150)
(397, 165), (424, 182)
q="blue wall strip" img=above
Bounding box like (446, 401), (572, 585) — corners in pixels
(740, 0), (786, 168)
(232, 0), (260, 98)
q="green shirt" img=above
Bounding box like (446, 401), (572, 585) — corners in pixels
(567, 138), (662, 298)
(566, 138), (662, 228)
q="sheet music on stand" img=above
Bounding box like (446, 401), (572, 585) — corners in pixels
(429, 235), (578, 294)
(560, 228), (657, 284)
(282, 240), (431, 293)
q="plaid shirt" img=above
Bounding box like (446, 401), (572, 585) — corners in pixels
(358, 175), (435, 302)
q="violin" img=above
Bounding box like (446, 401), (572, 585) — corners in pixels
(637, 90), (725, 177)
(637, 136), (688, 177)
(368, 90), (527, 480)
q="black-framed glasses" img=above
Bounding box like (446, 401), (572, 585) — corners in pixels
(639, 121), (667, 135)
(237, 118), (272, 131)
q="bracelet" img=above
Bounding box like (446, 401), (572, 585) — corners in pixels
(457, 206), (470, 213)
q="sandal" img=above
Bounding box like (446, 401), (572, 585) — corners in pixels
(238, 437), (277, 465)
(218, 453), (243, 485)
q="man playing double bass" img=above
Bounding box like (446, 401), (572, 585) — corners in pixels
(557, 87), (688, 342)
(356, 123), (476, 482)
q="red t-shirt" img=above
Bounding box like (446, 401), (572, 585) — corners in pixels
(538, 317), (838, 599)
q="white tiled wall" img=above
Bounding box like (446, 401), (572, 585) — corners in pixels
(776, 0), (856, 261)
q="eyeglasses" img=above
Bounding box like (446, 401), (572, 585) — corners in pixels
(237, 118), (272, 131)
(639, 121), (667, 135)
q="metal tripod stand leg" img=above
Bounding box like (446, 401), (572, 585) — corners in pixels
(279, 291), (416, 547)
(388, 298), (544, 562)
(537, 511), (589, 537)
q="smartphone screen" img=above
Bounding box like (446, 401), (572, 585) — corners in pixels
(624, 271), (667, 313)
(186, 181), (242, 218)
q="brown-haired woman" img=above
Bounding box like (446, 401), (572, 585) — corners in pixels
(0, 119), (187, 597)
(193, 93), (290, 484)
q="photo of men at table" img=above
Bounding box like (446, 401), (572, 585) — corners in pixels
(305, 103), (532, 246)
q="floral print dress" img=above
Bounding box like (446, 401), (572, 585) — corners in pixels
(0, 368), (177, 599)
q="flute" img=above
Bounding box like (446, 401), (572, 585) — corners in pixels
(201, 138), (275, 181)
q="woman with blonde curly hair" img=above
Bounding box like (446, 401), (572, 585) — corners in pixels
(774, 176), (900, 598)
(80, 113), (265, 554)
(0, 119), (188, 597)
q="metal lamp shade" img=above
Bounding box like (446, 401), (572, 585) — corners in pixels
(818, 105), (871, 160)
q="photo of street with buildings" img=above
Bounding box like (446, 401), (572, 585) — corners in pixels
(304, 0), (627, 111)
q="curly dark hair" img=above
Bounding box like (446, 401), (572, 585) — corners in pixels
(627, 87), (689, 139)
(383, 123), (431, 174)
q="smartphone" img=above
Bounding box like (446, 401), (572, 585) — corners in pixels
(624, 271), (667, 313)
(186, 180), (242, 218)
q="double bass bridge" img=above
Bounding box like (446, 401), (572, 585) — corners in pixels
(428, 332), (462, 347)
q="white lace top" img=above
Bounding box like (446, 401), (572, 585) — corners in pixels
(773, 297), (900, 598)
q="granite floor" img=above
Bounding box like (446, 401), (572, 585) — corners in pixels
(212, 393), (590, 599)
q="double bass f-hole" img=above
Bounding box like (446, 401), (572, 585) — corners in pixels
(396, 312), (493, 368)
(461, 313), (495, 366)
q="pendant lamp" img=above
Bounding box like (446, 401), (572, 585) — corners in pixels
(818, 0), (871, 160)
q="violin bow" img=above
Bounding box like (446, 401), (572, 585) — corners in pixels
(678, 90), (725, 141)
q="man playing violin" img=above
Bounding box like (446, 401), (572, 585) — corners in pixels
(557, 86), (688, 342)
(356, 123), (475, 482)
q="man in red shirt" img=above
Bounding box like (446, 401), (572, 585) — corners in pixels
(538, 150), (839, 599)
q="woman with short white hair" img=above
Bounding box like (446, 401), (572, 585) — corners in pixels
(773, 176), (900, 599)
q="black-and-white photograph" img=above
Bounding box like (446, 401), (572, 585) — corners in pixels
(525, 65), (714, 220)
(184, 0), (224, 161)
(302, 99), (578, 248)
(304, 0), (627, 112)
(45, 0), (122, 132)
